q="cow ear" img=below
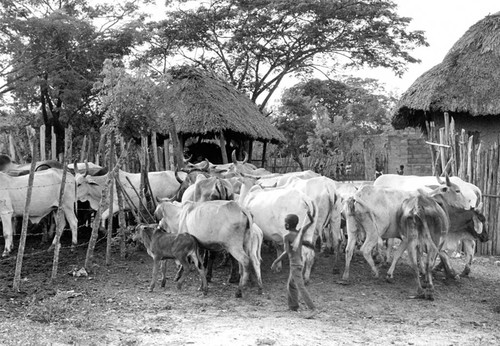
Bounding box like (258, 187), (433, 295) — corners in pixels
(445, 174), (451, 186)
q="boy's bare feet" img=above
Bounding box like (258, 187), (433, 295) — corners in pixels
(303, 309), (318, 319)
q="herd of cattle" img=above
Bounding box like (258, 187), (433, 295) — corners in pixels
(0, 152), (488, 300)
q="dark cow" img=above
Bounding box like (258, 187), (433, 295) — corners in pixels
(132, 224), (208, 294)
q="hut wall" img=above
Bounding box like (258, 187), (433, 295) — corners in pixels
(433, 113), (500, 148)
(359, 129), (432, 177)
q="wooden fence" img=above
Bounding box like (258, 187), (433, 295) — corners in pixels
(426, 113), (500, 255)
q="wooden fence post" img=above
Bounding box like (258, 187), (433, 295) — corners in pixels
(106, 139), (115, 266)
(40, 125), (46, 161)
(152, 132), (159, 171)
(51, 127), (71, 281)
(164, 139), (171, 170)
(13, 127), (37, 292)
(51, 126), (57, 161)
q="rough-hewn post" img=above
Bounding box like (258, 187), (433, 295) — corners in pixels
(13, 127), (37, 292)
(51, 126), (71, 282)
(106, 140), (115, 266)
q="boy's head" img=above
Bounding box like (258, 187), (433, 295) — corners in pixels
(284, 214), (299, 230)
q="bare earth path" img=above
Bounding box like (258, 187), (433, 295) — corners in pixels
(0, 235), (499, 346)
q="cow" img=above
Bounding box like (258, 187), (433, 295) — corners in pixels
(255, 170), (320, 188)
(239, 183), (318, 284)
(155, 200), (263, 298)
(75, 167), (187, 225)
(286, 176), (344, 274)
(0, 168), (78, 256)
(181, 175), (234, 204)
(387, 195), (487, 282)
(396, 193), (450, 300)
(131, 223), (208, 294)
(374, 173), (486, 277)
(341, 176), (470, 282)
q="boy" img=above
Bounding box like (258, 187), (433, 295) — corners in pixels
(271, 214), (317, 319)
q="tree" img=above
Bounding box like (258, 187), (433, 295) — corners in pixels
(0, 0), (148, 155)
(145, 0), (427, 110)
(275, 77), (396, 168)
(95, 59), (184, 168)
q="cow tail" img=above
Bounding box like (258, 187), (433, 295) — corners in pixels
(242, 209), (263, 263)
(350, 197), (380, 237)
(193, 236), (205, 271)
(291, 198), (317, 251)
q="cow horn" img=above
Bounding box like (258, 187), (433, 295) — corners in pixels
(175, 167), (184, 184)
(242, 151), (248, 164)
(200, 160), (209, 171)
(84, 160), (89, 177)
(445, 173), (451, 186)
(183, 154), (192, 163)
(73, 159), (79, 174)
(435, 172), (444, 185)
(231, 150), (238, 163)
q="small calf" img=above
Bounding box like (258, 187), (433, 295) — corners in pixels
(132, 224), (208, 294)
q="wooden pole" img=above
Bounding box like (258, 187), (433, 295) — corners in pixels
(39, 125), (46, 161)
(51, 126), (57, 161)
(152, 132), (159, 171)
(85, 139), (131, 272)
(8, 133), (16, 161)
(51, 127), (71, 281)
(439, 128), (447, 175)
(106, 139), (115, 266)
(95, 131), (106, 166)
(449, 117), (456, 176)
(219, 132), (228, 164)
(80, 135), (88, 162)
(164, 139), (171, 170)
(13, 127), (37, 292)
(262, 141), (268, 169)
(115, 168), (127, 259)
(467, 136), (474, 183)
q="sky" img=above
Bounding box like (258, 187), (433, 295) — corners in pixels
(353, 0), (499, 95)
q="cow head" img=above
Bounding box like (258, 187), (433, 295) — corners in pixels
(471, 211), (488, 242)
(428, 174), (469, 210)
(75, 172), (106, 211)
(226, 150), (258, 175)
(193, 176), (234, 202)
(173, 169), (210, 202)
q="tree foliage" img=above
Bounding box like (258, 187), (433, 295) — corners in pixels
(275, 77), (396, 165)
(0, 0), (148, 153)
(145, 0), (427, 110)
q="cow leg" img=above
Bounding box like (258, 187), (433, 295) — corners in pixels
(249, 252), (263, 295)
(360, 233), (380, 278)
(438, 251), (460, 280)
(161, 260), (168, 288)
(302, 247), (315, 286)
(175, 257), (191, 291)
(1, 215), (14, 257)
(231, 249), (251, 298)
(189, 250), (208, 295)
(204, 250), (217, 282)
(320, 225), (333, 254)
(341, 228), (358, 281)
(386, 238), (408, 283)
(228, 256), (240, 283)
(331, 226), (343, 274)
(384, 238), (395, 267)
(61, 207), (79, 251)
(461, 239), (475, 277)
(274, 243), (284, 272)
(407, 239), (424, 299)
(149, 257), (160, 292)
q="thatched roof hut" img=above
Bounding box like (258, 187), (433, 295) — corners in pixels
(392, 11), (500, 141)
(161, 67), (284, 141)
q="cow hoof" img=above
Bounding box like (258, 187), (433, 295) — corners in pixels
(304, 279), (310, 286)
(2, 251), (9, 258)
(203, 290), (208, 296)
(148, 288), (154, 293)
(235, 291), (242, 298)
(176, 283), (182, 290)
(257, 288), (263, 295)
(332, 268), (340, 275)
(336, 280), (350, 285)
(206, 276), (212, 283)
(228, 276), (240, 284)
(385, 276), (394, 284)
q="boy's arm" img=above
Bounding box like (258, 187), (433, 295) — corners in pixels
(270, 238), (290, 271)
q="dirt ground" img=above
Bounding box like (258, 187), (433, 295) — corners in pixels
(0, 231), (500, 346)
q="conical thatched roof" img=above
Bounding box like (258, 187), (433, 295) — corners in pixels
(160, 67), (285, 144)
(392, 12), (500, 130)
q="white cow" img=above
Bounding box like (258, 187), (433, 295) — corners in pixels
(374, 174), (486, 277)
(239, 183), (318, 284)
(76, 169), (187, 223)
(0, 169), (78, 256)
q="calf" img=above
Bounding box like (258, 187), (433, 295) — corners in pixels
(132, 224), (208, 294)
